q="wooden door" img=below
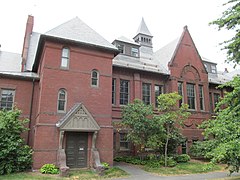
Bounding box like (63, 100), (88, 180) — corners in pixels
(66, 132), (88, 168)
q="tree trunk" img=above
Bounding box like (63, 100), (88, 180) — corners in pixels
(164, 124), (169, 167)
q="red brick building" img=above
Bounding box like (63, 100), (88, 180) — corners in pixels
(0, 16), (234, 170)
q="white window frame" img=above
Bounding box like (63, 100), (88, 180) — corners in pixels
(91, 70), (99, 87)
(61, 47), (70, 69)
(57, 89), (67, 113)
(0, 89), (15, 110)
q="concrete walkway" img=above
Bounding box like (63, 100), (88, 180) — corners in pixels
(115, 162), (240, 180)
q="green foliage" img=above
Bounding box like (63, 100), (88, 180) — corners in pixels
(174, 154), (191, 163)
(0, 109), (32, 175)
(194, 76), (240, 175)
(156, 92), (190, 167)
(210, 0), (240, 65)
(101, 162), (110, 169)
(122, 99), (163, 151)
(40, 164), (59, 174)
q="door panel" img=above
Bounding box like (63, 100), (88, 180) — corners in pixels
(66, 132), (88, 168)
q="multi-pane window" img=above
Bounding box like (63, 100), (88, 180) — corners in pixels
(181, 140), (187, 154)
(58, 89), (67, 112)
(211, 65), (217, 73)
(142, 83), (151, 105)
(117, 44), (124, 53)
(131, 47), (139, 57)
(187, 83), (195, 110)
(0, 89), (15, 110)
(91, 70), (99, 87)
(213, 93), (220, 109)
(120, 133), (130, 150)
(61, 47), (70, 68)
(155, 85), (163, 107)
(209, 93), (213, 113)
(199, 85), (204, 111)
(120, 80), (129, 105)
(112, 79), (116, 105)
(178, 82), (183, 107)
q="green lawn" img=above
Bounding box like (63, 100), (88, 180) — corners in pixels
(143, 161), (224, 175)
(0, 167), (128, 180)
(142, 162), (224, 175)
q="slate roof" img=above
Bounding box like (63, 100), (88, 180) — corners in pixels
(115, 36), (140, 46)
(45, 17), (117, 51)
(0, 51), (21, 72)
(136, 18), (152, 37)
(113, 54), (169, 74)
(208, 72), (232, 85)
(26, 32), (41, 71)
(153, 37), (180, 70)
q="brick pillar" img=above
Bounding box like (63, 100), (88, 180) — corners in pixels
(133, 73), (141, 100)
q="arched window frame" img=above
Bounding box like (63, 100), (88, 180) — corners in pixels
(91, 69), (99, 87)
(61, 47), (70, 69)
(57, 89), (67, 113)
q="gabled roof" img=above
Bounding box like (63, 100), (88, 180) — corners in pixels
(115, 36), (140, 46)
(135, 18), (152, 37)
(0, 51), (21, 72)
(45, 17), (117, 51)
(26, 32), (41, 71)
(113, 54), (169, 75)
(56, 103), (100, 132)
(153, 37), (180, 70)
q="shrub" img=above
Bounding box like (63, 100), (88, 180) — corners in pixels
(167, 157), (177, 167)
(0, 109), (32, 175)
(175, 154), (191, 163)
(40, 164), (59, 174)
(102, 162), (110, 169)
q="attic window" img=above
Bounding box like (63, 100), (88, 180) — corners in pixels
(131, 47), (139, 57)
(117, 44), (124, 53)
(210, 65), (217, 74)
(61, 47), (70, 69)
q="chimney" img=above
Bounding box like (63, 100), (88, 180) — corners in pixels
(21, 15), (34, 72)
(224, 68), (229, 74)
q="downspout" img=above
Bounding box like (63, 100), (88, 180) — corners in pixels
(27, 78), (35, 145)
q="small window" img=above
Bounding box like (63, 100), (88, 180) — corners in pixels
(131, 47), (139, 57)
(120, 133), (130, 150)
(0, 89), (15, 110)
(199, 85), (204, 111)
(112, 79), (116, 105)
(61, 47), (70, 68)
(57, 89), (67, 112)
(91, 70), (99, 87)
(178, 82), (183, 107)
(155, 85), (163, 107)
(211, 65), (217, 73)
(213, 93), (220, 110)
(187, 83), (196, 110)
(117, 44), (124, 53)
(142, 83), (151, 105)
(120, 80), (129, 105)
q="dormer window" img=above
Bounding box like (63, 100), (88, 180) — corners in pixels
(117, 44), (124, 53)
(211, 65), (217, 73)
(131, 47), (139, 57)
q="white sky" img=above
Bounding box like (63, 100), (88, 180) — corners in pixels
(0, 0), (237, 71)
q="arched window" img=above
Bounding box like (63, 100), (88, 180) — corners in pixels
(61, 47), (69, 68)
(57, 89), (67, 112)
(91, 70), (99, 87)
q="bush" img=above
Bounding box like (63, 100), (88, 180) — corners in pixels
(167, 157), (177, 167)
(175, 154), (191, 163)
(102, 162), (109, 169)
(40, 164), (59, 174)
(0, 109), (32, 175)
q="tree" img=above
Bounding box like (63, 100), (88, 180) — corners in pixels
(155, 92), (190, 167)
(0, 109), (32, 175)
(210, 0), (240, 65)
(194, 76), (240, 175)
(121, 99), (161, 154)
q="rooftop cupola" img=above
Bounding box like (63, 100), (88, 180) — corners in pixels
(133, 18), (153, 48)
(133, 18), (153, 60)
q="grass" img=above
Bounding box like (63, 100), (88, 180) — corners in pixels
(0, 167), (128, 180)
(143, 160), (224, 175)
